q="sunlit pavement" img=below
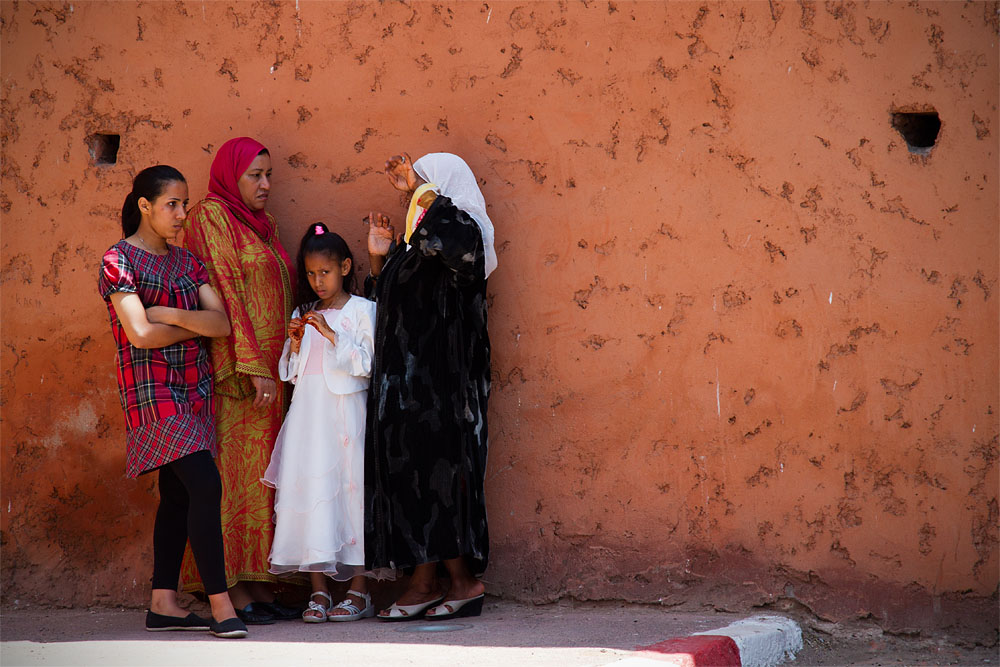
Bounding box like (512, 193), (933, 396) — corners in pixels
(1, 600), (735, 667)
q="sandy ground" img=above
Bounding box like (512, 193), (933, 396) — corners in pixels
(1, 599), (996, 667)
(795, 619), (998, 667)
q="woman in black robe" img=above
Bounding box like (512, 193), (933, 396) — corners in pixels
(364, 152), (497, 621)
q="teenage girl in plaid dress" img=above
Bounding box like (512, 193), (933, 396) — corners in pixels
(98, 165), (246, 639)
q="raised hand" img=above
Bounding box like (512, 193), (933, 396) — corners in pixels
(366, 212), (396, 259)
(384, 153), (419, 193)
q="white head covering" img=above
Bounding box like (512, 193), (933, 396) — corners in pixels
(413, 153), (498, 279)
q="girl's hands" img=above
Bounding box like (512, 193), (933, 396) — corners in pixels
(303, 310), (336, 345)
(384, 153), (418, 193)
(251, 375), (277, 409)
(288, 317), (305, 354)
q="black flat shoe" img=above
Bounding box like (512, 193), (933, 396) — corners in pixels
(254, 600), (303, 621)
(210, 617), (248, 639)
(145, 610), (212, 632)
(235, 603), (276, 625)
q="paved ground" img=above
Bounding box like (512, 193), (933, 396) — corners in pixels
(0, 600), (732, 667)
(1, 599), (996, 666)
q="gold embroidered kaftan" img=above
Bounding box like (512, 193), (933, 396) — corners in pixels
(179, 199), (294, 592)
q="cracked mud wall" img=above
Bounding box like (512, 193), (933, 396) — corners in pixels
(2, 1), (997, 634)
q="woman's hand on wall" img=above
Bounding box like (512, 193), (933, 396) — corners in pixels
(250, 375), (277, 409)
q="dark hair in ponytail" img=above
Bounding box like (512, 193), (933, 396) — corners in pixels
(295, 222), (356, 310)
(121, 165), (186, 237)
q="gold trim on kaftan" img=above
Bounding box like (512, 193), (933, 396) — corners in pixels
(178, 199), (294, 592)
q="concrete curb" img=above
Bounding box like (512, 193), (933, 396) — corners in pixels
(611, 614), (803, 667)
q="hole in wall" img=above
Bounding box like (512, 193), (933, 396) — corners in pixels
(891, 110), (940, 155)
(87, 133), (120, 166)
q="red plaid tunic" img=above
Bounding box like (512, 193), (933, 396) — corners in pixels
(99, 241), (217, 477)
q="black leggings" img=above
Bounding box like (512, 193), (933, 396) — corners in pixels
(151, 450), (227, 596)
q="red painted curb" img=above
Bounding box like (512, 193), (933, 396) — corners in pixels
(638, 634), (742, 666)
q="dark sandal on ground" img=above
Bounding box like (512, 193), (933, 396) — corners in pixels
(377, 595), (445, 622)
(210, 617), (249, 639)
(145, 610), (212, 632)
(235, 602), (276, 625)
(425, 594), (485, 620)
(254, 600), (303, 621)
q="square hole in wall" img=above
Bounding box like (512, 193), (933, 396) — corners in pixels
(891, 111), (940, 155)
(87, 133), (120, 166)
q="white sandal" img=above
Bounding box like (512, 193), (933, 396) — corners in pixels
(377, 595), (445, 622)
(302, 591), (333, 623)
(328, 589), (374, 622)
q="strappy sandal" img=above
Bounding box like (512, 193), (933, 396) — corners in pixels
(327, 589), (375, 622)
(377, 595), (445, 622)
(302, 591), (333, 623)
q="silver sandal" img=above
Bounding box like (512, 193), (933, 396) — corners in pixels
(302, 591), (333, 623)
(328, 589), (374, 622)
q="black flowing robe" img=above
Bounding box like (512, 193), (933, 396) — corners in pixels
(364, 195), (491, 575)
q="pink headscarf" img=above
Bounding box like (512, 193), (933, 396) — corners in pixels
(207, 137), (272, 240)
(206, 137), (294, 276)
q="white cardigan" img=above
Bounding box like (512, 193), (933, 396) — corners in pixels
(278, 295), (376, 395)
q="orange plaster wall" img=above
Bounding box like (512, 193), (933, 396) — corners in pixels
(2, 1), (997, 633)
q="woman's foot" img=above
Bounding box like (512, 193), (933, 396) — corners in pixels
(207, 590), (241, 625)
(234, 603), (276, 625)
(377, 595), (445, 621)
(426, 556), (486, 617)
(227, 582), (255, 610)
(145, 610), (212, 632)
(425, 579), (485, 618)
(149, 589), (191, 619)
(377, 585), (446, 620)
(425, 593), (485, 620)
(378, 581), (445, 616)
(246, 580), (277, 604)
(210, 617), (248, 639)
(378, 563), (445, 620)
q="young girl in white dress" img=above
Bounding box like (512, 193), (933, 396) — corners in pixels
(262, 222), (382, 622)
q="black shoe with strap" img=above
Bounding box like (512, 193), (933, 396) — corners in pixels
(235, 602), (276, 625)
(254, 600), (304, 621)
